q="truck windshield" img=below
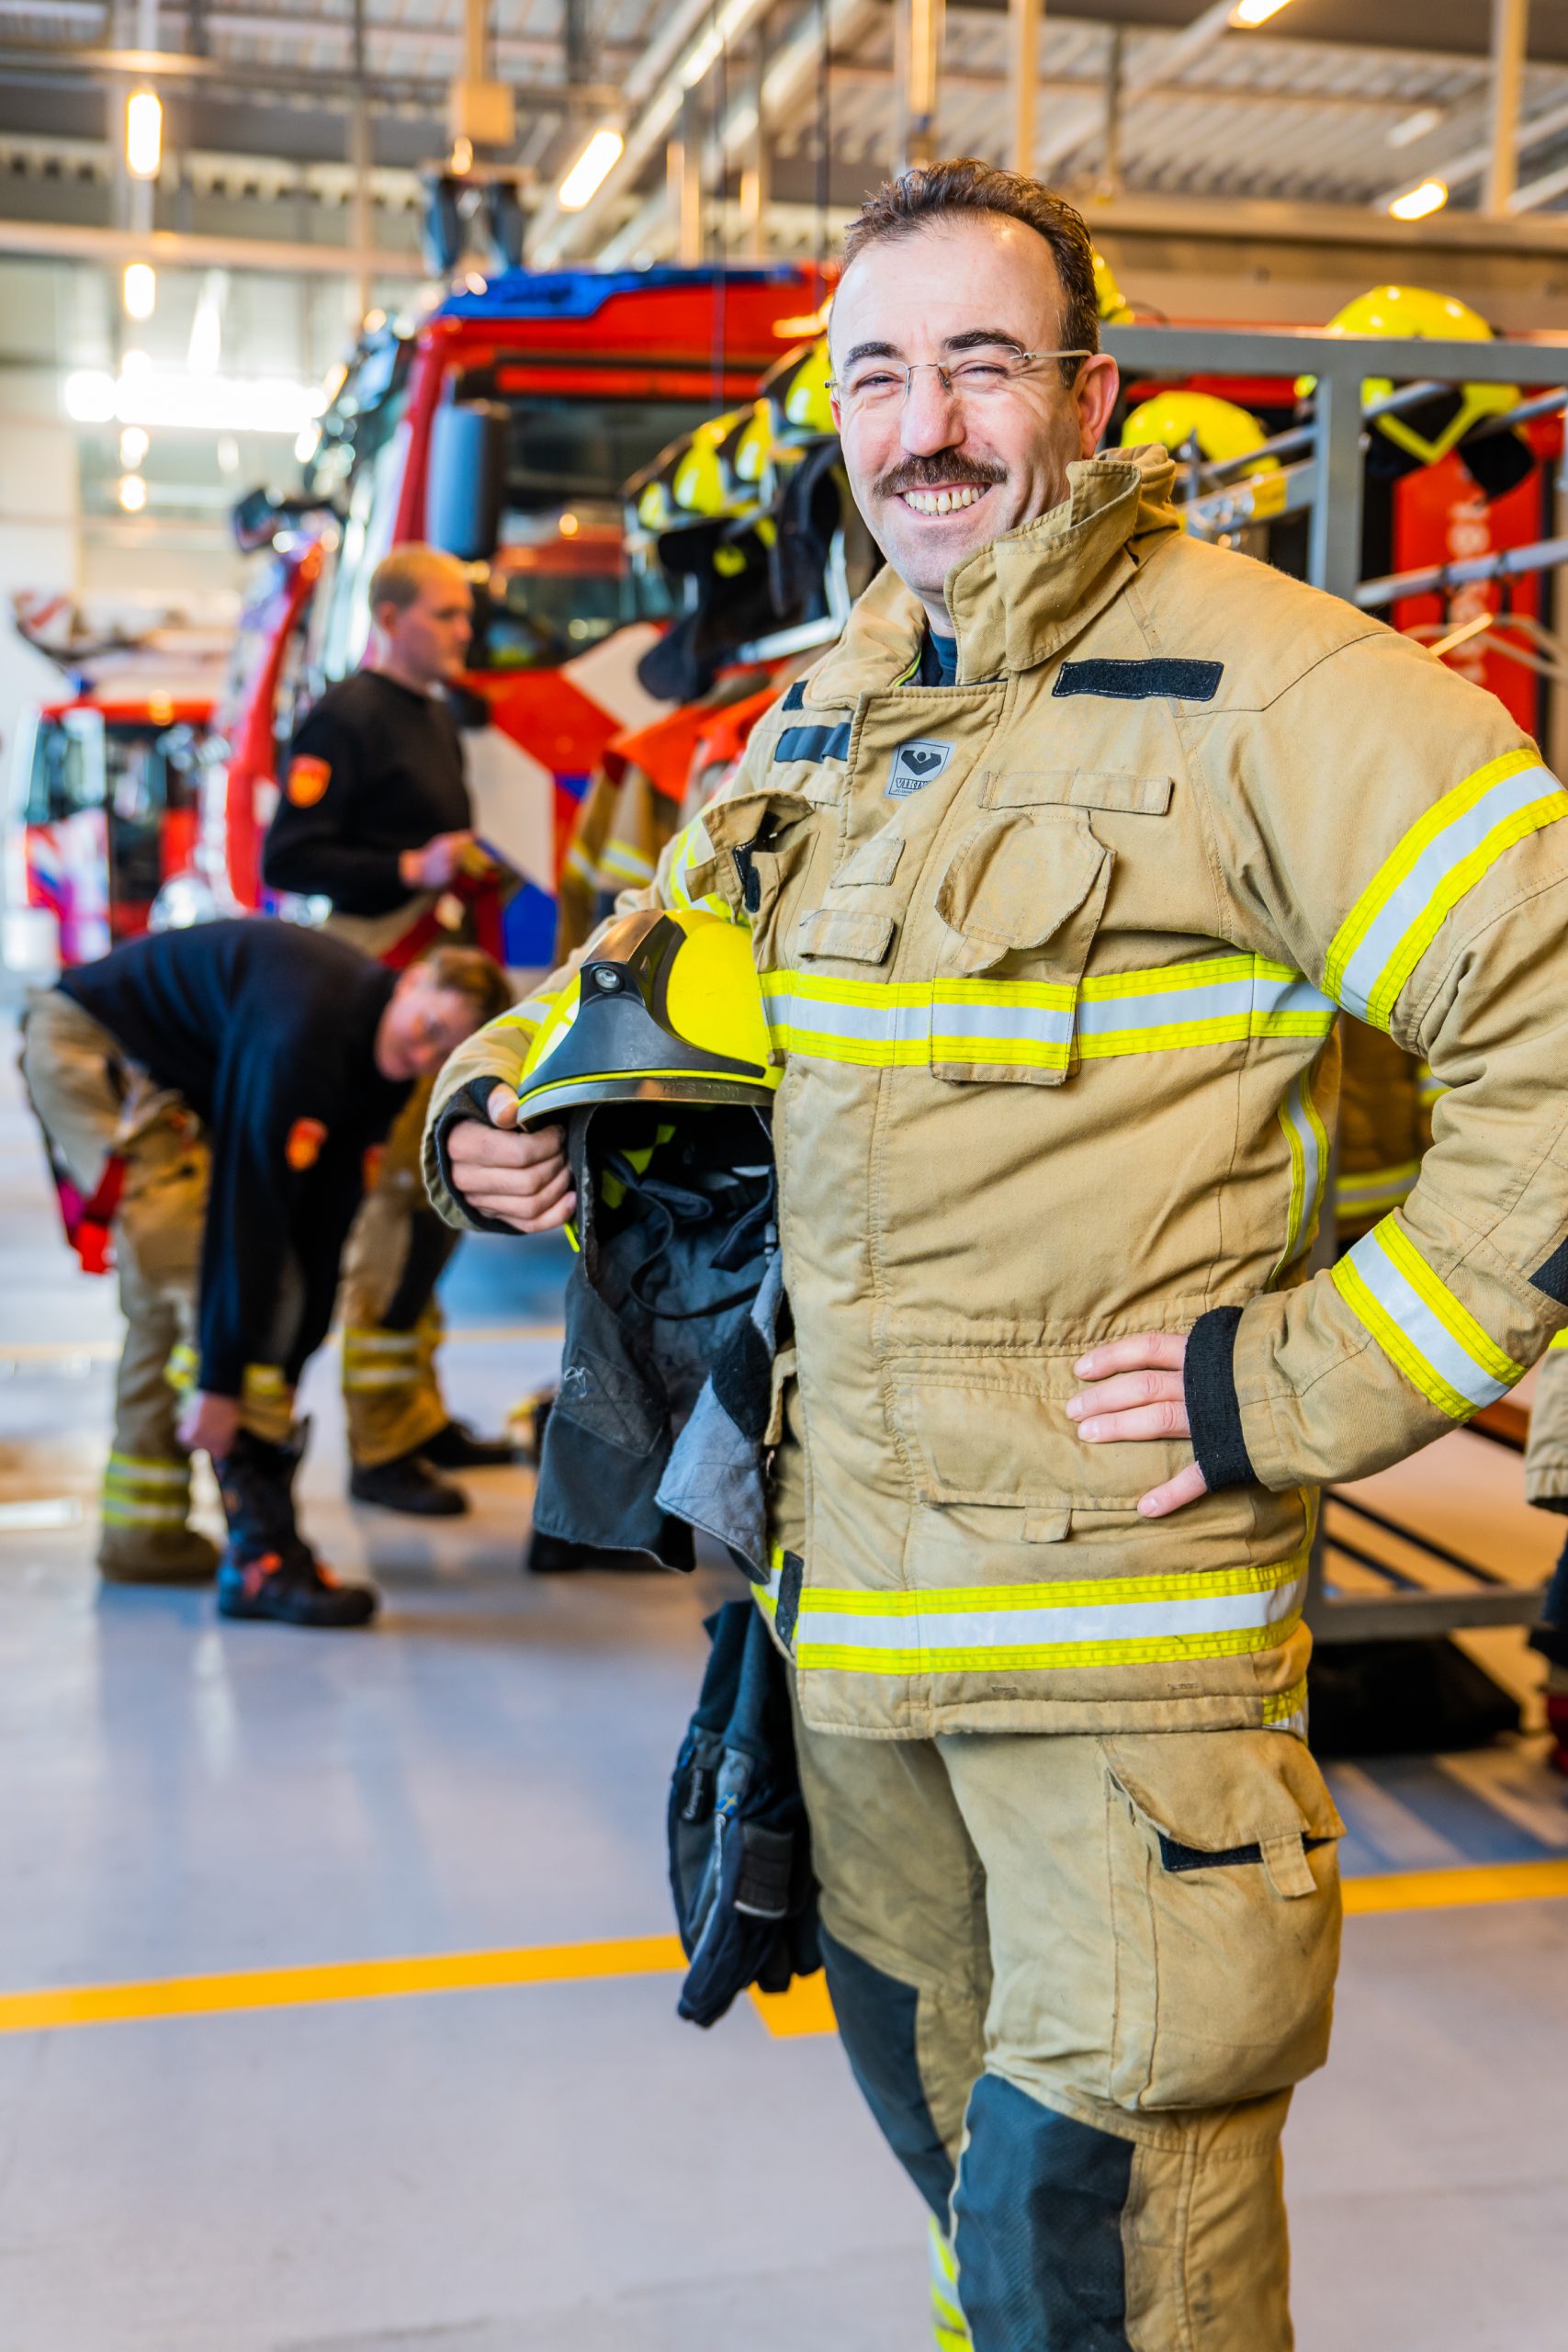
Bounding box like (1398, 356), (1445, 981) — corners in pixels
(475, 390), (716, 671)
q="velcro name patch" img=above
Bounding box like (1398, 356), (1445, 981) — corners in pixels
(1053, 658), (1224, 703)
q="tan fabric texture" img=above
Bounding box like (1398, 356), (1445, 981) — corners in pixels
(1334, 1021), (1433, 1246)
(338, 1077), (453, 1466)
(797, 1706), (1341, 2348)
(1526, 1342), (1568, 1506)
(20, 990), (298, 1531)
(428, 446), (1568, 1739)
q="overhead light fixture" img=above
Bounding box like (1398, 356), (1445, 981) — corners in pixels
(119, 424), (149, 468)
(118, 474), (148, 514)
(122, 261), (156, 322)
(126, 89), (162, 181)
(558, 128), (625, 212)
(1386, 106), (1444, 151)
(1389, 177), (1449, 220)
(1229, 0), (1293, 24)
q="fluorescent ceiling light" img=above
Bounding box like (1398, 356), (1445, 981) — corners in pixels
(558, 128), (625, 211)
(118, 474), (148, 514)
(1386, 106), (1444, 151)
(1389, 177), (1449, 220)
(1229, 0), (1293, 24)
(119, 424), (149, 468)
(122, 261), (156, 322)
(63, 365), (319, 435)
(126, 89), (162, 180)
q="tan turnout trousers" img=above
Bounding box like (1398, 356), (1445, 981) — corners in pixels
(796, 1708), (1343, 2350)
(20, 989), (297, 1575)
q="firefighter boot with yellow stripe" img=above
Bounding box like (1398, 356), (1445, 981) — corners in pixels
(215, 1429), (377, 1629)
(97, 1451), (220, 1584)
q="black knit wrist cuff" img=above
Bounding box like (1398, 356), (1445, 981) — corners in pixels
(431, 1079), (518, 1237)
(1184, 1306), (1254, 1491)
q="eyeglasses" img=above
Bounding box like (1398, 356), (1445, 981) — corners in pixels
(829, 348), (1092, 415)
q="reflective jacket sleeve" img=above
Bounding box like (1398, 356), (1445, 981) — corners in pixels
(1185, 621), (1568, 1493)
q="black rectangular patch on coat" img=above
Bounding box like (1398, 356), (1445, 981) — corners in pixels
(775, 721), (852, 763)
(1053, 658), (1224, 703)
(1532, 1238), (1568, 1305)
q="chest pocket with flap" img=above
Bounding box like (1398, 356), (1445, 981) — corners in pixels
(928, 768), (1173, 1088)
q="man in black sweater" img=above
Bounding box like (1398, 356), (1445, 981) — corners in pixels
(22, 920), (509, 1626)
(264, 545), (514, 1519)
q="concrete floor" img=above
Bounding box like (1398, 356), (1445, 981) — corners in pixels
(2, 1035), (1567, 2350)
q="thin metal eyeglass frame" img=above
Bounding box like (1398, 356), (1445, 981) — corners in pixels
(828, 348), (1094, 410)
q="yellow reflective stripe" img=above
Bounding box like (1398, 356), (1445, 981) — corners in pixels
(1076, 956), (1335, 1059)
(342, 1330), (423, 1356)
(1333, 1218), (1524, 1421)
(1334, 1159), (1422, 1224)
(760, 956), (1333, 1073)
(1271, 1065), (1330, 1283)
(105, 1453), (190, 1486)
(101, 1499), (191, 1527)
(665, 815), (733, 920)
(1262, 1674), (1310, 1732)
(601, 836), (655, 884)
(164, 1342), (198, 1394)
(493, 990), (558, 1041)
(1416, 1060), (1446, 1107)
(1325, 749), (1568, 1029)
(928, 2218), (970, 2351)
(792, 1555), (1305, 1676)
(1551, 1330), (1568, 1351)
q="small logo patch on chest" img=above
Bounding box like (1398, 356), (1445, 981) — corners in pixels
(886, 739), (953, 797)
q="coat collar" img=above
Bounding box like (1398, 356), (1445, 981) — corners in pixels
(805, 446), (1183, 703)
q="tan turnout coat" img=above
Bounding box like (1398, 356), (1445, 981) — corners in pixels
(428, 448), (1568, 1739)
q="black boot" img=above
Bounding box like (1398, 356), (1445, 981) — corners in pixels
(421, 1419), (516, 1471)
(350, 1447), (467, 1517)
(215, 1430), (378, 1628)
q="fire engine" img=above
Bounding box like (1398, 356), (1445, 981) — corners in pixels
(201, 262), (821, 959)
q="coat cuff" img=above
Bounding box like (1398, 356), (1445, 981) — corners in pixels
(429, 1078), (520, 1236)
(1184, 1306), (1254, 1490)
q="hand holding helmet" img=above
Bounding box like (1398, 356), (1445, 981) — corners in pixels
(446, 1098), (575, 1232)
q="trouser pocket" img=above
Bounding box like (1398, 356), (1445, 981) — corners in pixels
(1103, 1729), (1344, 2109)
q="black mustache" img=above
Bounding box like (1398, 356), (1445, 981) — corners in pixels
(876, 457), (1007, 498)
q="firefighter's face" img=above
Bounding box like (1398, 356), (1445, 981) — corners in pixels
(376, 971), (484, 1080)
(829, 214), (1120, 624)
(376, 561), (474, 685)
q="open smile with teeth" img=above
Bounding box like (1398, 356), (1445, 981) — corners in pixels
(901, 484), (988, 515)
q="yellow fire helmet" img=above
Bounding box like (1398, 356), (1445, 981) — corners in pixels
(628, 407), (769, 544)
(514, 907), (780, 1128)
(1296, 285), (1517, 469)
(1122, 390), (1278, 471)
(761, 335), (835, 454)
(1093, 249), (1134, 327)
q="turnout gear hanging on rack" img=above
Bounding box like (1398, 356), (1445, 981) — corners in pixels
(1300, 284), (1535, 501)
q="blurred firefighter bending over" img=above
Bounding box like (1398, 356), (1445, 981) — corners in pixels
(21, 919), (509, 1625)
(265, 545), (519, 1519)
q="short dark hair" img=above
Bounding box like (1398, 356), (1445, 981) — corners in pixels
(840, 160), (1099, 387)
(417, 943), (513, 1027)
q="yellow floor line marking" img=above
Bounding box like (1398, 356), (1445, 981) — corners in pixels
(0, 1935), (685, 2037)
(6, 1860), (1568, 2039)
(750, 1973), (839, 2038)
(1342, 1858), (1568, 1914)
